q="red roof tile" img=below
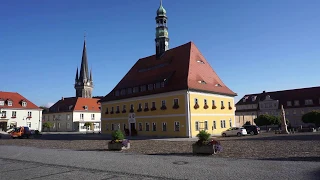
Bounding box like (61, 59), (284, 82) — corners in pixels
(48, 97), (101, 113)
(100, 42), (236, 102)
(0, 91), (40, 109)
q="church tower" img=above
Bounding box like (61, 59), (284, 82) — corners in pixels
(155, 0), (169, 58)
(74, 36), (93, 98)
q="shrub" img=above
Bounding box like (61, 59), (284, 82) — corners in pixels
(196, 130), (211, 142)
(111, 130), (125, 141)
(34, 130), (41, 135)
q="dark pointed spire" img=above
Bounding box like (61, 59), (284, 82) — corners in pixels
(75, 67), (79, 80)
(79, 34), (89, 82)
(89, 68), (93, 82)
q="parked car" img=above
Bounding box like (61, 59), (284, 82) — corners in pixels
(221, 127), (247, 137)
(243, 125), (260, 135)
(10, 126), (31, 139)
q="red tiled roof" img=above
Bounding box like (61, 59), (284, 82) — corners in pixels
(100, 42), (236, 102)
(48, 97), (101, 113)
(236, 86), (320, 109)
(0, 91), (40, 109)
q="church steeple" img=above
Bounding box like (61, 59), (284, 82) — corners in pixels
(74, 34), (93, 98)
(155, 0), (169, 59)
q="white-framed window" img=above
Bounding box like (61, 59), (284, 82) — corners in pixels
(220, 120), (226, 128)
(117, 123), (120, 130)
(1, 111), (6, 117)
(148, 84), (154, 90)
(80, 114), (84, 120)
(145, 102), (148, 109)
(130, 104), (134, 110)
(161, 100), (166, 106)
(111, 107), (114, 112)
(294, 100), (299, 106)
(195, 98), (198, 104)
(127, 88), (132, 94)
(152, 122), (156, 131)
(204, 99), (207, 105)
(155, 82), (161, 88)
(53, 123), (56, 128)
(27, 111), (32, 117)
(123, 105), (126, 111)
(116, 106), (120, 112)
(58, 123), (61, 129)
(7, 101), (12, 106)
(228, 102), (231, 107)
(22, 102), (27, 107)
(221, 101), (224, 107)
(27, 122), (31, 128)
(106, 124), (109, 130)
(229, 119), (232, 127)
(287, 101), (292, 106)
(67, 114), (70, 120)
(213, 121), (216, 130)
(123, 123), (127, 130)
(173, 98), (179, 105)
(0, 101), (4, 106)
(84, 105), (88, 110)
(174, 121), (180, 131)
(133, 87), (139, 93)
(138, 122), (143, 131)
(12, 111), (16, 117)
(140, 85), (146, 92)
(91, 114), (95, 120)
(145, 122), (150, 131)
(305, 99), (313, 105)
(204, 121), (208, 130)
(195, 121), (199, 131)
(162, 122), (167, 131)
(111, 124), (114, 131)
(212, 100), (215, 106)
(120, 89), (126, 95)
(152, 102), (156, 108)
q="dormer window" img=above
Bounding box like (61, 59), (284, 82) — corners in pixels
(140, 85), (146, 92)
(7, 100), (12, 106)
(215, 84), (222, 87)
(198, 80), (206, 84)
(115, 90), (120, 96)
(133, 87), (139, 93)
(69, 105), (73, 110)
(84, 106), (88, 110)
(0, 100), (4, 106)
(305, 99), (313, 105)
(196, 60), (205, 64)
(127, 88), (133, 94)
(22, 101), (27, 107)
(251, 96), (257, 101)
(294, 100), (299, 106)
(120, 89), (126, 96)
(287, 101), (292, 106)
(148, 84), (154, 90)
(155, 82), (161, 88)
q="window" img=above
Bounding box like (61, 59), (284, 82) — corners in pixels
(22, 102), (27, 107)
(67, 123), (70, 128)
(196, 60), (204, 64)
(161, 100), (166, 106)
(116, 106), (120, 112)
(228, 102), (231, 107)
(12, 111), (16, 117)
(140, 85), (146, 92)
(138, 103), (142, 109)
(53, 123), (56, 129)
(204, 99), (207, 105)
(145, 102), (148, 109)
(145, 122), (150, 131)
(220, 120), (226, 128)
(133, 87), (139, 93)
(106, 124), (109, 130)
(148, 84), (154, 90)
(174, 122), (180, 131)
(123, 105), (126, 111)
(305, 99), (313, 105)
(67, 114), (70, 120)
(80, 114), (84, 120)
(120, 89), (126, 95)
(123, 123), (127, 130)
(91, 114), (95, 120)
(152, 102), (156, 108)
(162, 122), (167, 131)
(294, 100), (299, 106)
(111, 124), (114, 131)
(195, 121), (199, 131)
(7, 101), (12, 106)
(138, 123), (143, 131)
(0, 101), (4, 106)
(213, 121), (216, 130)
(127, 88), (132, 94)
(27, 122), (31, 128)
(84, 106), (88, 110)
(27, 111), (32, 117)
(58, 123), (61, 129)
(161, 82), (165, 87)
(155, 82), (161, 88)
(221, 101), (224, 107)
(204, 121), (208, 130)
(115, 90), (120, 96)
(212, 100), (215, 106)
(229, 119), (232, 127)
(117, 123), (121, 130)
(1, 111), (6, 117)
(195, 98), (198, 104)
(111, 107), (114, 112)
(152, 122), (156, 131)
(173, 98), (179, 105)
(287, 101), (292, 106)
(130, 104), (134, 110)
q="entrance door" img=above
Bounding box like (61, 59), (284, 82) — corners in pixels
(130, 123), (136, 136)
(0, 122), (7, 132)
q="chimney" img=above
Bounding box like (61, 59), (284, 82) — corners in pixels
(262, 91), (266, 93)
(61, 97), (64, 100)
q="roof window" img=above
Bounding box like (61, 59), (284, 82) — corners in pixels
(7, 100), (12, 106)
(84, 106), (88, 110)
(196, 60), (205, 64)
(198, 80), (207, 84)
(215, 83), (222, 87)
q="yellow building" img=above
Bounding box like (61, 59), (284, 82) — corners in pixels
(99, 1), (237, 137)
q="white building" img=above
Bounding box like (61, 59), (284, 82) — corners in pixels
(0, 91), (42, 131)
(42, 97), (101, 132)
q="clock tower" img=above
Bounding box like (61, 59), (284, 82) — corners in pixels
(74, 37), (93, 98)
(155, 0), (169, 59)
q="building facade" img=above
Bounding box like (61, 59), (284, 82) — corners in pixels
(0, 91), (42, 131)
(235, 87), (320, 127)
(43, 97), (101, 132)
(100, 2), (237, 138)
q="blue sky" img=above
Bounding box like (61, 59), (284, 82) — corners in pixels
(1, 0), (319, 107)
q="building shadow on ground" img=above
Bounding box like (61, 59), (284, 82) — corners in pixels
(257, 156), (320, 162)
(308, 168), (320, 180)
(234, 133), (320, 142)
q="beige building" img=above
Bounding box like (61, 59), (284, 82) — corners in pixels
(236, 87), (320, 127)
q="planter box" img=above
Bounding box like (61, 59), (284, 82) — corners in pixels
(108, 142), (130, 150)
(192, 144), (217, 155)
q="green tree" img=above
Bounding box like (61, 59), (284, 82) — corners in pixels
(42, 122), (53, 132)
(111, 130), (125, 140)
(84, 122), (92, 133)
(302, 111), (320, 127)
(244, 121), (251, 126)
(254, 114), (281, 129)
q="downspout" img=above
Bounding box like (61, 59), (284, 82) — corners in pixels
(186, 89), (192, 138)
